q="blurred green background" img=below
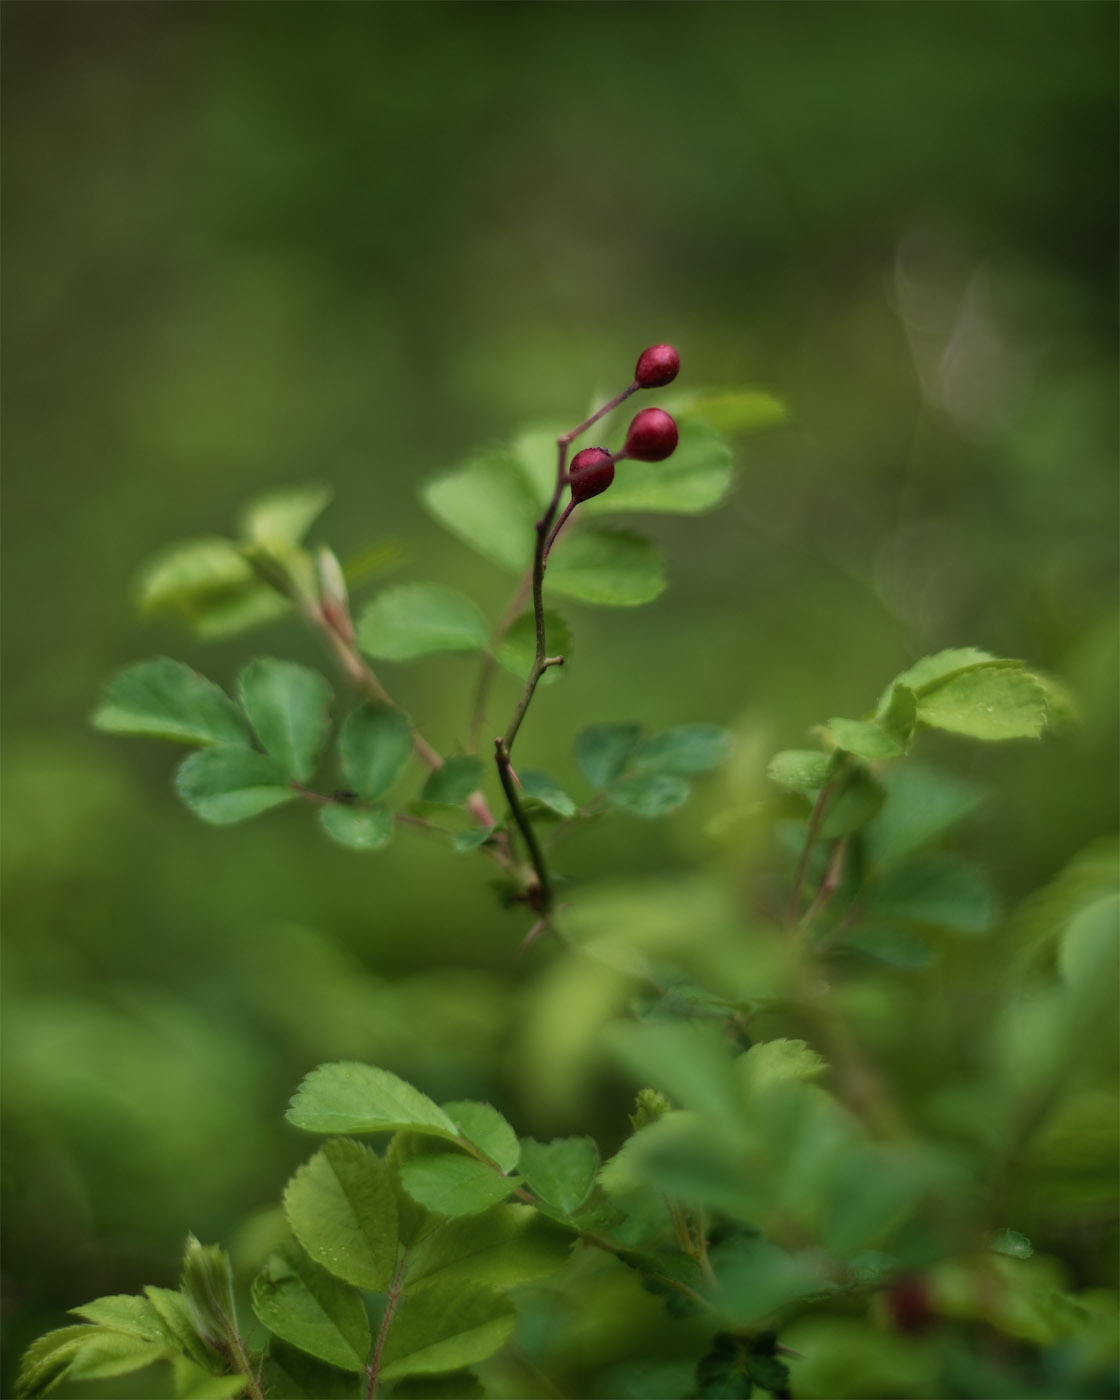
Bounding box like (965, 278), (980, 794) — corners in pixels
(3, 3), (1117, 1395)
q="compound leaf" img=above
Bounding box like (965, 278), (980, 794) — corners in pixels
(357, 584), (490, 662)
(339, 703), (412, 801)
(176, 746), (295, 824)
(546, 528), (666, 607)
(93, 659), (250, 748)
(238, 658), (332, 784)
(251, 1243), (369, 1374)
(287, 1063), (459, 1140)
(284, 1139), (399, 1291)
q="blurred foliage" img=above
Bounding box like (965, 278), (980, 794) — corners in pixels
(2, 3), (1117, 1398)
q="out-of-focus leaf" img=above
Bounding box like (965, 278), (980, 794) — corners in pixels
(241, 484), (333, 548)
(518, 1137), (599, 1215)
(668, 387), (787, 436)
(606, 771), (691, 818)
(576, 723), (644, 789)
(176, 747), (295, 824)
(584, 423), (734, 515)
(357, 584), (490, 661)
(495, 609), (572, 687)
(819, 766), (884, 838)
(864, 762), (984, 867)
(519, 770), (578, 817)
(237, 659), (332, 784)
(93, 659), (251, 747)
(546, 527), (666, 607)
(766, 750), (832, 793)
(633, 724), (733, 775)
(318, 804), (394, 851)
(338, 703), (412, 800)
(422, 757), (486, 808)
(261, 1339), (362, 1400)
(868, 854), (998, 934)
(421, 450), (537, 572)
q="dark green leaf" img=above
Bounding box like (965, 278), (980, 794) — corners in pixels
(284, 1139), (399, 1291)
(868, 854), (997, 934)
(746, 1353), (791, 1394)
(442, 1101), (520, 1173)
(576, 723), (644, 789)
(422, 757), (485, 807)
(766, 750), (832, 793)
(818, 766), (884, 839)
(251, 1243), (369, 1373)
(606, 771), (691, 818)
(339, 703), (413, 800)
(405, 1204), (571, 1292)
(287, 1063), (459, 1139)
(495, 609), (572, 687)
(421, 450), (538, 573)
(176, 747), (295, 824)
(93, 659), (251, 747)
(453, 827), (499, 853)
(864, 762), (984, 867)
(546, 527), (666, 607)
(319, 804), (394, 851)
(519, 770), (577, 818)
(633, 723), (733, 775)
(172, 1358), (248, 1400)
(398, 1155), (519, 1217)
(916, 663), (1048, 741)
(261, 1339), (362, 1400)
(180, 1236), (239, 1352)
(238, 659), (332, 783)
(378, 1278), (516, 1381)
(357, 584), (490, 661)
(390, 1371), (484, 1398)
(518, 1137), (599, 1215)
(988, 1229), (1034, 1260)
(837, 925), (935, 971)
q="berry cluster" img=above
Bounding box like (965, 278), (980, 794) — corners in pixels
(568, 344), (680, 504)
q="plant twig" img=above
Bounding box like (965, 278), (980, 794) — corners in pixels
(495, 737), (552, 915)
(366, 1257), (408, 1400)
(786, 764), (846, 930)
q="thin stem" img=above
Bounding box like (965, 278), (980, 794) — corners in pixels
(229, 1333), (266, 1400)
(495, 737), (552, 915)
(801, 836), (849, 928)
(366, 1257), (408, 1400)
(543, 498), (577, 563)
(558, 380), (638, 446)
(468, 573), (534, 753)
(785, 763), (846, 930)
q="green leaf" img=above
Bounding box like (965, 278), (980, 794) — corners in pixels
(576, 723), (644, 789)
(421, 449), (538, 572)
(837, 925), (934, 971)
(15, 1325), (100, 1398)
(868, 854), (998, 934)
(669, 387), (787, 436)
(633, 724), (733, 775)
(398, 1155), (519, 1217)
(518, 1137), (599, 1215)
(261, 1339), (363, 1400)
(606, 771), (691, 818)
(176, 746), (295, 824)
(584, 423), (734, 515)
(319, 804), (394, 851)
(241, 484), (333, 547)
(888, 647), (997, 695)
(442, 1102), (520, 1173)
(70, 1294), (169, 1340)
(766, 750), (832, 793)
(421, 757), (485, 807)
(390, 1371), (484, 1399)
(188, 583), (292, 640)
(864, 762), (984, 867)
(67, 1333), (173, 1382)
(93, 659), (251, 748)
(287, 1063), (460, 1139)
(916, 663), (1048, 741)
(172, 1357), (248, 1400)
(818, 766), (884, 839)
(284, 1139), (399, 1291)
(251, 1243), (369, 1374)
(339, 703), (413, 800)
(546, 527), (666, 607)
(144, 1287), (212, 1370)
(378, 1278), (516, 1381)
(405, 1204), (571, 1293)
(988, 1229), (1034, 1260)
(357, 584), (490, 661)
(495, 609), (572, 687)
(519, 770), (577, 818)
(237, 659), (332, 784)
(136, 536), (286, 641)
(739, 1039), (827, 1091)
(180, 1236), (239, 1352)
(453, 827), (499, 853)
(825, 717), (906, 761)
(1059, 894), (1120, 992)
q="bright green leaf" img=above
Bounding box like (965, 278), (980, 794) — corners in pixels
(576, 723), (644, 789)
(406, 1205), (571, 1293)
(319, 804), (394, 851)
(378, 1278), (516, 1381)
(422, 757), (485, 807)
(766, 750), (832, 793)
(519, 770), (577, 818)
(495, 610), (572, 687)
(136, 536), (267, 634)
(241, 484), (333, 547)
(172, 1357), (248, 1400)
(633, 724), (733, 775)
(669, 388), (787, 436)
(421, 450), (537, 573)
(888, 647), (997, 695)
(442, 1102), (520, 1173)
(399, 1155), (519, 1217)
(287, 1063), (459, 1139)
(546, 527), (666, 607)
(237, 658), (332, 784)
(284, 1139), (399, 1291)
(916, 663), (1048, 741)
(518, 1137), (599, 1215)
(338, 703), (412, 800)
(180, 1235), (238, 1353)
(176, 746), (295, 824)
(70, 1294), (169, 1341)
(93, 659), (251, 748)
(15, 1326), (100, 1398)
(584, 423), (734, 515)
(825, 717), (905, 761)
(739, 1039), (827, 1091)
(144, 1288), (212, 1370)
(67, 1333), (173, 1382)
(357, 584), (490, 662)
(606, 771), (691, 818)
(251, 1243), (369, 1374)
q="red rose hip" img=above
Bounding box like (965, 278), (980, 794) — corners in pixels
(569, 446), (615, 502)
(635, 343), (680, 389)
(623, 407), (679, 462)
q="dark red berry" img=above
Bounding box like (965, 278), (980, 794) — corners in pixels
(886, 1274), (933, 1334)
(635, 343), (680, 389)
(623, 407), (678, 462)
(569, 447), (615, 502)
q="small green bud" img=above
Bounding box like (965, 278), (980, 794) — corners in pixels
(629, 1087), (673, 1131)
